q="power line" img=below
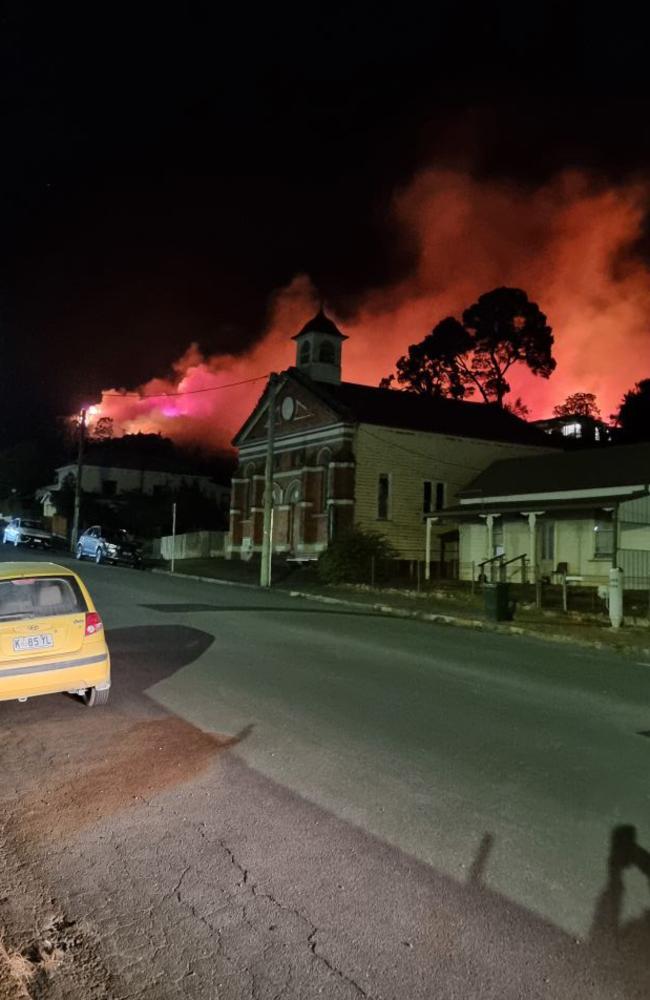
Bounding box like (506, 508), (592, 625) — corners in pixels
(359, 425), (485, 474)
(101, 372), (270, 401)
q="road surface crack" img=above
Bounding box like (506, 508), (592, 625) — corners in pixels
(307, 927), (373, 999)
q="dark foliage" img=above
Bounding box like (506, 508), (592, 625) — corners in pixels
(384, 287), (555, 407)
(318, 528), (398, 585)
(553, 392), (601, 419)
(612, 378), (650, 442)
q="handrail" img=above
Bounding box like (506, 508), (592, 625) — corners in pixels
(477, 554), (504, 569)
(475, 552), (528, 584)
(501, 554), (528, 567)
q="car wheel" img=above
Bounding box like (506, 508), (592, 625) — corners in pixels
(95, 548), (104, 564)
(83, 686), (110, 707)
(76, 544), (83, 560)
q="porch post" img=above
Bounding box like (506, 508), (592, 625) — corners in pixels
(485, 514), (494, 559)
(425, 516), (432, 581)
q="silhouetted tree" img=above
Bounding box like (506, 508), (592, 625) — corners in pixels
(612, 378), (650, 441)
(383, 288), (555, 407)
(380, 317), (472, 398)
(553, 392), (601, 419)
(462, 287), (555, 406)
(91, 416), (114, 440)
(504, 396), (530, 419)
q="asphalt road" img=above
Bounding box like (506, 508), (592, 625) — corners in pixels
(0, 550), (648, 999)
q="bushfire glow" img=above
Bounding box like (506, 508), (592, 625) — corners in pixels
(89, 170), (650, 450)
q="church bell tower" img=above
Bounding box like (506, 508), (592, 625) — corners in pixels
(292, 309), (347, 384)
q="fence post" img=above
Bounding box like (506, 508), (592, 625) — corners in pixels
(416, 560), (421, 592)
(471, 561), (475, 595)
(562, 573), (568, 613)
(370, 555), (376, 588)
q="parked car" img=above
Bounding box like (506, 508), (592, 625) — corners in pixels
(3, 517), (54, 549)
(0, 561), (110, 706)
(76, 526), (143, 567)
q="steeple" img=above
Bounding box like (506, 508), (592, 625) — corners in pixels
(292, 309), (347, 384)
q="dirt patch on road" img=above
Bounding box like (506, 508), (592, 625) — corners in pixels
(0, 938), (31, 1000)
(12, 715), (250, 840)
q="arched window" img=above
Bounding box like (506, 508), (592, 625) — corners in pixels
(244, 463), (255, 516)
(316, 448), (331, 512)
(286, 481), (301, 505)
(299, 340), (311, 365)
(319, 340), (335, 364)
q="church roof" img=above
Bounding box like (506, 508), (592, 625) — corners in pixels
(292, 309), (348, 341)
(292, 371), (553, 447)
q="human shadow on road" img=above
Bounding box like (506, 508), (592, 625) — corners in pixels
(457, 824), (650, 997)
(588, 824), (650, 995)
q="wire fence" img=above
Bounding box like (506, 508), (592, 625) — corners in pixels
(352, 553), (650, 621)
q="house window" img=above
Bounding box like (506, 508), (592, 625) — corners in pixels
(377, 474), (390, 520)
(561, 421), (582, 438)
(540, 521), (555, 561)
(423, 481), (432, 514)
(423, 481), (446, 513)
(299, 341), (311, 364)
(594, 518), (614, 558)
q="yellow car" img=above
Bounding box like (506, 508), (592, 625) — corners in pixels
(0, 562), (111, 706)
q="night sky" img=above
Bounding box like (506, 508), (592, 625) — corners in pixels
(3, 4), (650, 450)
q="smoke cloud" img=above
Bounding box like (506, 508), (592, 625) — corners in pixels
(90, 170), (650, 449)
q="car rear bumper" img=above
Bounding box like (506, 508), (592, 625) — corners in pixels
(0, 651), (110, 701)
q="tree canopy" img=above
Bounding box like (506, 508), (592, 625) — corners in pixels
(612, 378), (650, 441)
(553, 392), (601, 419)
(383, 287), (555, 407)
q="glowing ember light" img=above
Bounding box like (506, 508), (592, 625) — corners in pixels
(91, 170), (650, 451)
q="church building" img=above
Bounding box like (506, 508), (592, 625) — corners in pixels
(227, 311), (554, 570)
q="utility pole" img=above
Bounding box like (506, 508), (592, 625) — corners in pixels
(260, 373), (278, 588)
(70, 408), (87, 552)
(171, 501), (177, 574)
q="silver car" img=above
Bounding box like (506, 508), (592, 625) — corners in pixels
(3, 517), (54, 549)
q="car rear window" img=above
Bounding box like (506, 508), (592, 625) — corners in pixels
(0, 576), (88, 621)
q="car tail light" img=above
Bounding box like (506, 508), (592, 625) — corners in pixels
(85, 611), (103, 636)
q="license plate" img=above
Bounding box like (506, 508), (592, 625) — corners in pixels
(13, 634), (54, 652)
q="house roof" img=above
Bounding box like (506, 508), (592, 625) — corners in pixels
(290, 370), (553, 446)
(457, 442), (650, 502)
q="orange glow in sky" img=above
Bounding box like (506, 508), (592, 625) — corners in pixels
(89, 170), (650, 450)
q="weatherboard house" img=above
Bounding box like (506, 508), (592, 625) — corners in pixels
(227, 311), (553, 567)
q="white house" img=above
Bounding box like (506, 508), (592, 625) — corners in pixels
(53, 461), (228, 503)
(444, 443), (650, 589)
